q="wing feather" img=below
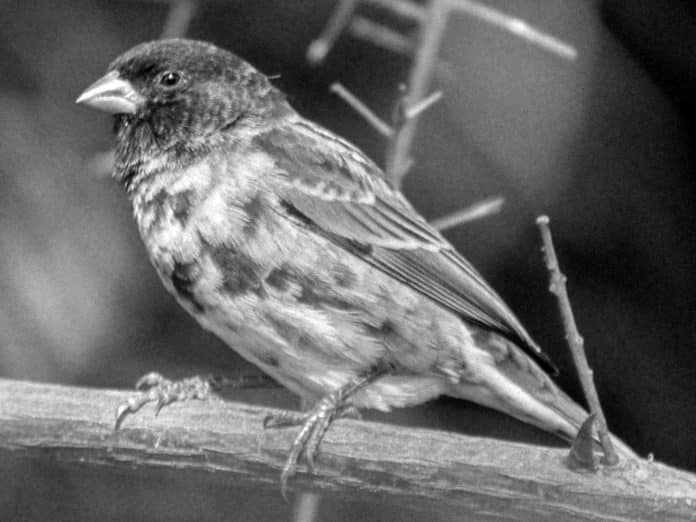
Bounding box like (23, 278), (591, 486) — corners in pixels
(252, 118), (557, 374)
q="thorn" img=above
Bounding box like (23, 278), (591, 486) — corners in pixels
(567, 413), (599, 471)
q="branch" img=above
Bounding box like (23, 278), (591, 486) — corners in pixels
(385, 0), (449, 187)
(159, 0), (198, 39)
(307, 0), (360, 66)
(2, 378), (695, 519)
(430, 195), (504, 231)
(536, 216), (618, 465)
(345, 0), (577, 60)
(447, 0), (577, 60)
(330, 83), (393, 137)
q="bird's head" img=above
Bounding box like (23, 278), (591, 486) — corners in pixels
(77, 39), (288, 185)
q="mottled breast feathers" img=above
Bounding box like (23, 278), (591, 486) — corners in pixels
(252, 117), (558, 375)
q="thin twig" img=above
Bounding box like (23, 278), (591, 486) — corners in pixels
(159, 0), (198, 39)
(307, 0), (360, 66)
(347, 17), (456, 85)
(362, 0), (576, 60)
(348, 16), (415, 55)
(363, 0), (427, 21)
(385, 0), (450, 188)
(448, 0), (577, 60)
(404, 90), (442, 119)
(536, 216), (619, 465)
(430, 195), (504, 231)
(330, 83), (393, 137)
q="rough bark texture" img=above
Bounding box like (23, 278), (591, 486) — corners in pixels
(1, 378), (694, 520)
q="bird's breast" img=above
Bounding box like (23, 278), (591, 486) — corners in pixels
(126, 151), (494, 410)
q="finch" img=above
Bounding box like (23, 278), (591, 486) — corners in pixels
(77, 38), (632, 492)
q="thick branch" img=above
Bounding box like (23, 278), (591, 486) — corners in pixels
(1, 379), (695, 520)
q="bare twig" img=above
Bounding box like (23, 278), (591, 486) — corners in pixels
(404, 90), (442, 119)
(363, 0), (427, 21)
(3, 378), (694, 520)
(385, 0), (449, 188)
(346, 17), (456, 84)
(307, 0), (360, 66)
(448, 0), (577, 60)
(363, 0), (576, 60)
(330, 83), (393, 137)
(536, 216), (619, 466)
(430, 195), (504, 231)
(160, 0), (198, 39)
(348, 16), (415, 55)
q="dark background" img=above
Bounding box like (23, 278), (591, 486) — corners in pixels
(1, 0), (695, 520)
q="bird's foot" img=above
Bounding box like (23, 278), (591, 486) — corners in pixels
(264, 396), (361, 500)
(114, 373), (212, 430)
(114, 372), (277, 430)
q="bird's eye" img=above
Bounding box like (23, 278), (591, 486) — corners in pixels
(159, 71), (182, 88)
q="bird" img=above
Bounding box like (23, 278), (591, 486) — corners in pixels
(77, 38), (633, 495)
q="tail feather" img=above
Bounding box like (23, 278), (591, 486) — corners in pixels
(447, 337), (637, 460)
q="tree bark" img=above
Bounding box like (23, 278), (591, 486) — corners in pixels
(1, 378), (694, 520)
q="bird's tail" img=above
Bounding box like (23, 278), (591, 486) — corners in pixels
(446, 341), (637, 460)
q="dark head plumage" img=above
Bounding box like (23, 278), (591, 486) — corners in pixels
(77, 39), (290, 187)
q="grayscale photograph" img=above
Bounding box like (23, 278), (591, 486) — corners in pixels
(1, 1), (695, 520)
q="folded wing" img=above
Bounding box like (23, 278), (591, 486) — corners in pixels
(253, 118), (558, 375)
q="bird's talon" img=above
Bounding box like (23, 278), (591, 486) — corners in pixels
(305, 450), (316, 473)
(113, 373), (214, 429)
(280, 468), (292, 503)
(114, 404), (130, 431)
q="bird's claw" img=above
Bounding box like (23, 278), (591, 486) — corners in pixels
(114, 373), (212, 430)
(264, 397), (361, 500)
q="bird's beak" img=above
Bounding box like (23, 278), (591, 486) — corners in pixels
(76, 71), (145, 115)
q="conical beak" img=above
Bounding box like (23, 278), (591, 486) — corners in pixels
(76, 71), (145, 114)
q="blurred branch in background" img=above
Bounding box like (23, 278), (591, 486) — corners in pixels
(160, 0), (199, 39)
(329, 80), (504, 229)
(309, 0), (578, 185)
(310, 0), (577, 62)
(2, 378), (695, 521)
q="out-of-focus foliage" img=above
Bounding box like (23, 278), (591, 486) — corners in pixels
(1, 0), (695, 520)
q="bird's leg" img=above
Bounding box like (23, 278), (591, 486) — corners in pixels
(114, 372), (277, 430)
(263, 364), (389, 499)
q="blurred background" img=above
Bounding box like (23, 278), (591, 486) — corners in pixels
(1, 0), (695, 520)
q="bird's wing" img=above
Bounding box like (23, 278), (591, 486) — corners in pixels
(253, 118), (557, 374)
